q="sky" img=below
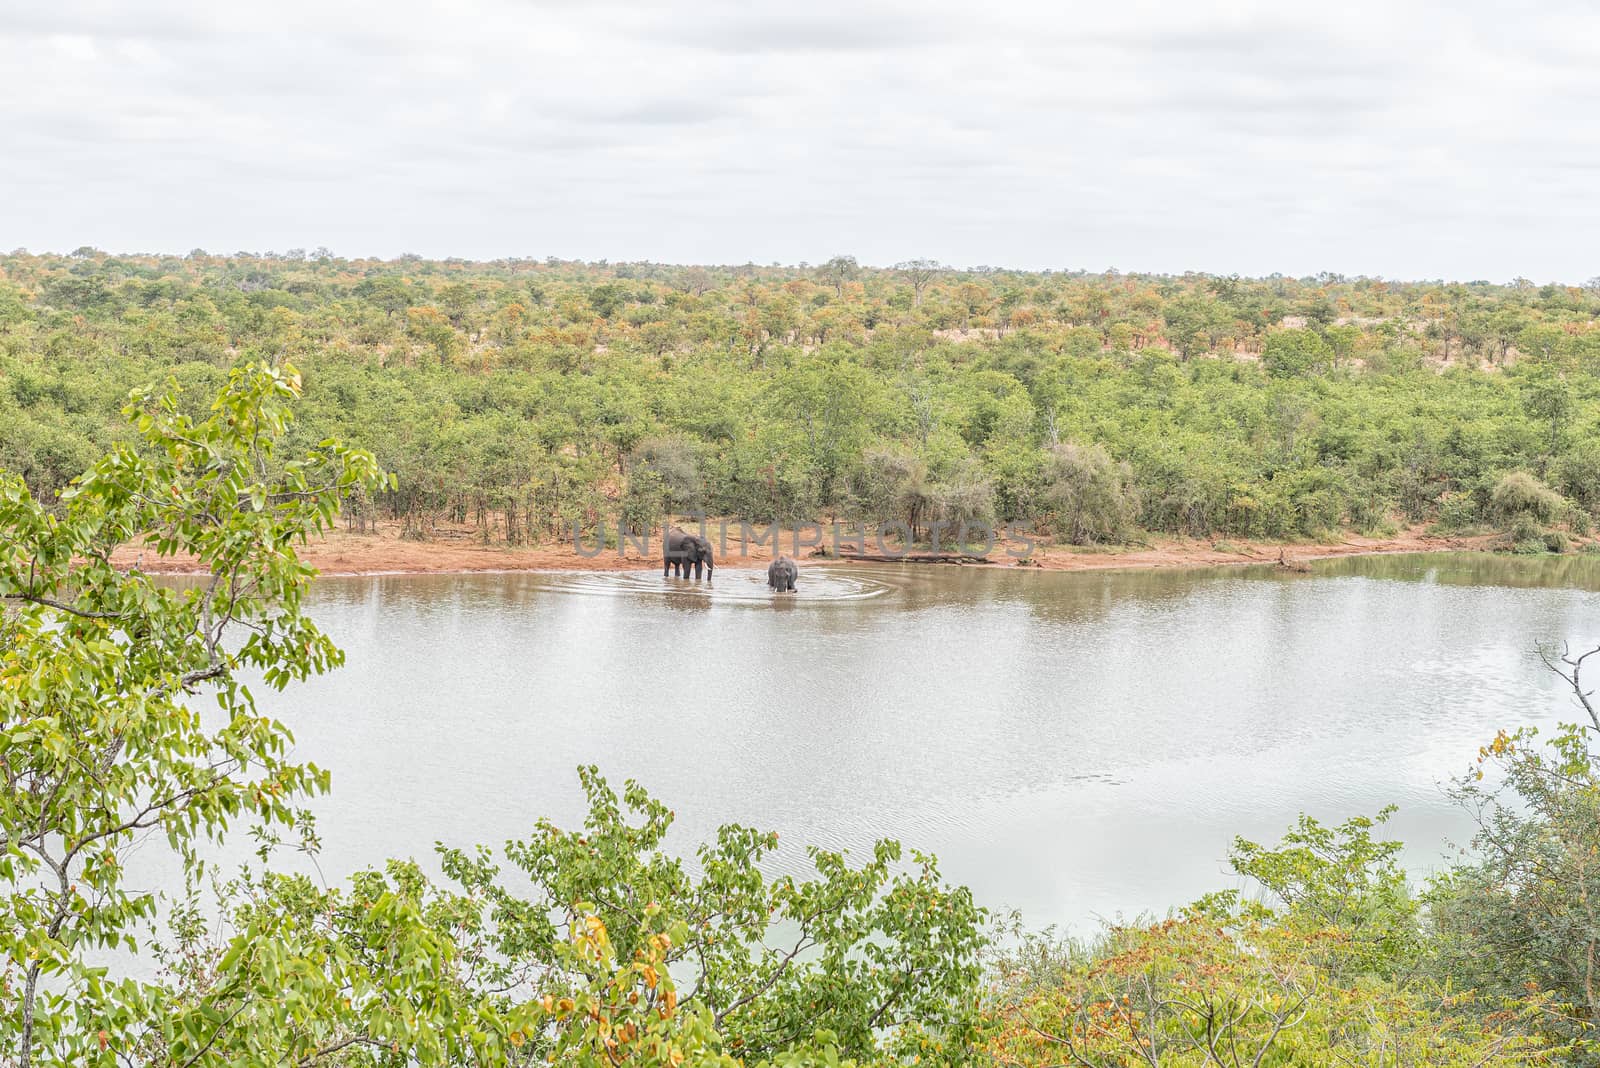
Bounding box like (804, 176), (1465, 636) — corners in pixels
(4, 0), (1599, 281)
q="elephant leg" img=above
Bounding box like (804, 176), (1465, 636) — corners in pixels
(692, 559), (703, 579)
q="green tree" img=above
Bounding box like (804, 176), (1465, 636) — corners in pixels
(0, 362), (387, 1066)
(1041, 443), (1137, 545)
(894, 259), (942, 307)
(1519, 368), (1575, 465)
(1262, 328), (1333, 378)
(1428, 643), (1600, 1054)
(817, 255), (860, 299)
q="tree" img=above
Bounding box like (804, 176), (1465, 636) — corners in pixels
(769, 359), (877, 512)
(1041, 443), (1137, 545)
(0, 362), (387, 1066)
(588, 282), (631, 320)
(354, 275), (412, 319)
(1161, 295), (1216, 359)
(1262, 328), (1334, 378)
(1520, 369), (1575, 465)
(894, 259), (942, 307)
(1428, 643), (1600, 1053)
(817, 255), (859, 299)
(405, 305), (462, 366)
(856, 448), (937, 542)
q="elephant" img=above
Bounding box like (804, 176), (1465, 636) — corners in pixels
(663, 526), (714, 579)
(767, 555), (798, 593)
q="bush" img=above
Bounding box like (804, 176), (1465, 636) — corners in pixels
(1224, 482), (1296, 540)
(1262, 328), (1334, 377)
(1429, 717), (1600, 1053)
(1489, 471), (1564, 525)
(1434, 490), (1482, 532)
(933, 459), (996, 531)
(1553, 443), (1600, 515)
(853, 447), (937, 537)
(630, 435), (703, 511)
(1508, 514), (1546, 550)
(619, 467), (665, 533)
(1042, 442), (1138, 545)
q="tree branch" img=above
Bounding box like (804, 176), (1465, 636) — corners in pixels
(2, 592), (123, 620)
(1537, 640), (1600, 732)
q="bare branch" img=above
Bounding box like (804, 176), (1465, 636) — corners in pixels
(1536, 640), (1600, 732)
(2, 592), (123, 620)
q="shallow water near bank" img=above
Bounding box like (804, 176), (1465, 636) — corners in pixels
(208, 552), (1600, 930)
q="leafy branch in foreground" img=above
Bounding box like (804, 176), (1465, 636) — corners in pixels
(989, 812), (1546, 1068)
(0, 361), (386, 1066)
(1426, 642), (1600, 1057)
(145, 770), (989, 1067)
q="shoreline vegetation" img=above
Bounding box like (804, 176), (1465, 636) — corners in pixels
(8, 251), (1600, 575)
(106, 517), (1512, 577)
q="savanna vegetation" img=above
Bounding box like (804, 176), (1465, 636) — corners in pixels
(4, 249), (1600, 553)
(3, 364), (1600, 1064)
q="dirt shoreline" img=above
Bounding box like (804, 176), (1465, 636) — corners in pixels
(108, 521), (1503, 577)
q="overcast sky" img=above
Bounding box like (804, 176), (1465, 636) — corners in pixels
(4, 1), (1598, 280)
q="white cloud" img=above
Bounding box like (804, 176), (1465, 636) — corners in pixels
(1, 0), (1595, 280)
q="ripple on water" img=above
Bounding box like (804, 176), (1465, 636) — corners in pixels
(530, 567), (892, 605)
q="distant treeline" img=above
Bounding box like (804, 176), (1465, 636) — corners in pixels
(4, 248), (1600, 548)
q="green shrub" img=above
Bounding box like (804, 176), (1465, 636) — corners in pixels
(1490, 471), (1564, 525)
(1042, 442), (1138, 545)
(1554, 443), (1600, 514)
(1506, 515), (1548, 553)
(1433, 490), (1482, 532)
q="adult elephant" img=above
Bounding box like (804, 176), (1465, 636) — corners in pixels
(663, 526), (715, 579)
(767, 555), (798, 593)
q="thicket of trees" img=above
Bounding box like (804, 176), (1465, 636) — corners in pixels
(3, 371), (1600, 1063)
(5, 249), (1600, 550)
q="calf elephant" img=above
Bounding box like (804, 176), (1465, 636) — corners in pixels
(663, 526), (715, 579)
(767, 555), (798, 593)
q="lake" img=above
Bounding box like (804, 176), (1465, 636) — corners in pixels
(252, 552), (1600, 932)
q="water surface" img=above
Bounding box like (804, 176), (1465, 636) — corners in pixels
(253, 553), (1600, 930)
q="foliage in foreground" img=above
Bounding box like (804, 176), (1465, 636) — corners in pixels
(142, 770), (986, 1068)
(0, 361), (385, 1065)
(990, 670), (1600, 1066)
(993, 913), (1542, 1066)
(991, 810), (1554, 1065)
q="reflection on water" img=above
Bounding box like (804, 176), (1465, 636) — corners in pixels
(531, 567), (890, 606)
(1312, 550), (1600, 589)
(186, 553), (1600, 931)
